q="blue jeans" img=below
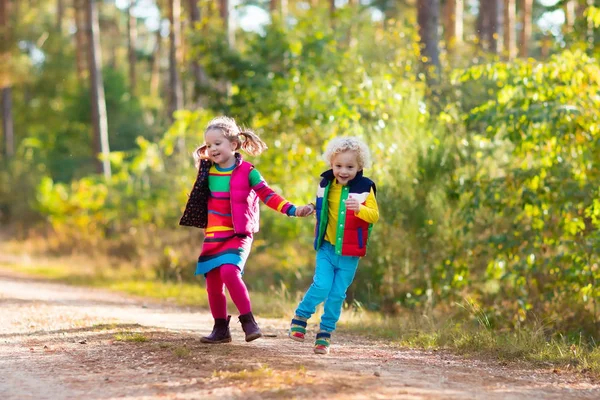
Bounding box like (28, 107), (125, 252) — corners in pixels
(295, 241), (360, 332)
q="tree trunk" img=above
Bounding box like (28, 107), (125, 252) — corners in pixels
(479, 0), (501, 52)
(477, 0), (489, 50)
(329, 0), (335, 28)
(168, 0), (183, 119)
(219, 0), (234, 47)
(74, 0), (87, 81)
(150, 28), (162, 99)
(518, 0), (532, 58)
(1, 89), (13, 158)
(0, 0), (14, 158)
(417, 0), (441, 73)
(127, 0), (137, 95)
(564, 0), (575, 33)
(86, 0), (111, 179)
(188, 0), (199, 22)
(503, 0), (516, 59)
(217, 0), (232, 98)
(444, 0), (463, 52)
(270, 0), (288, 20)
(57, 0), (64, 33)
(345, 0), (358, 48)
(188, 0), (207, 105)
(489, 0), (503, 54)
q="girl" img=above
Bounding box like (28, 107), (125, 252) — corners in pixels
(289, 137), (379, 354)
(180, 116), (313, 344)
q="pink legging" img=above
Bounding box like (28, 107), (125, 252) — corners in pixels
(205, 264), (252, 319)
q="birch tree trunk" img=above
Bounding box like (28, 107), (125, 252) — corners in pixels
(86, 0), (111, 179)
(503, 0), (516, 59)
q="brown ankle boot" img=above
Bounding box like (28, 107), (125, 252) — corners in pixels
(200, 316), (232, 344)
(238, 312), (262, 342)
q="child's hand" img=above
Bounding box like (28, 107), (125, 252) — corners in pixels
(295, 204), (315, 217)
(345, 196), (361, 212)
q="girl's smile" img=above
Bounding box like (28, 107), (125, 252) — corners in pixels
(205, 129), (237, 168)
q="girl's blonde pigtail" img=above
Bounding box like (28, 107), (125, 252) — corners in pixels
(239, 129), (268, 156)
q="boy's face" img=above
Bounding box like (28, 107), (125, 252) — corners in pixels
(331, 151), (360, 185)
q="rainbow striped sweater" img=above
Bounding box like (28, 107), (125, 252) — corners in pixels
(180, 153), (296, 234)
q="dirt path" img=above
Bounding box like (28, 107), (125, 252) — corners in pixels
(0, 269), (599, 399)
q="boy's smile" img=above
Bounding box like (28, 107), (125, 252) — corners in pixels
(331, 151), (360, 185)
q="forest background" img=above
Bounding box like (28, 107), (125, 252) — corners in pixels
(1, 0), (600, 361)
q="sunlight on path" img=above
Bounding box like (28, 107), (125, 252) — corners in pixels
(1, 271), (599, 400)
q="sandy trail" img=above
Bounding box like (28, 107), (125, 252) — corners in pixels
(0, 269), (598, 399)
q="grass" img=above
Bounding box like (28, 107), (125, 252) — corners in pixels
(213, 365), (276, 380)
(0, 261), (296, 316)
(2, 260), (600, 379)
(113, 332), (149, 342)
(339, 309), (600, 378)
(172, 345), (191, 358)
(212, 365), (317, 389)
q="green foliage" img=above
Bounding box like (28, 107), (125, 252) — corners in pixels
(5, 1), (600, 343)
(452, 50), (600, 332)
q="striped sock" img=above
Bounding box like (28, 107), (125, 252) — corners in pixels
(314, 331), (331, 354)
(289, 315), (308, 342)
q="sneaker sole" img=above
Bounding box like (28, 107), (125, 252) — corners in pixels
(314, 348), (329, 354)
(289, 333), (305, 342)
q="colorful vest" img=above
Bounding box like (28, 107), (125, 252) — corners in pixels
(313, 170), (376, 257)
(179, 154), (260, 235)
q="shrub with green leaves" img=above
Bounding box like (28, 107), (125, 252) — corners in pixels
(452, 50), (600, 333)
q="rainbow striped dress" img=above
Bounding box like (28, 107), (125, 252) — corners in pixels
(196, 163), (296, 275)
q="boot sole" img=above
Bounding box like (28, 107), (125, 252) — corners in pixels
(245, 333), (263, 342)
(200, 337), (232, 344)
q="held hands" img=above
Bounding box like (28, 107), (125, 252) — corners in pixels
(345, 196), (361, 212)
(295, 204), (315, 217)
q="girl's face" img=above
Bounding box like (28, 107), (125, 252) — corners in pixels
(331, 150), (360, 185)
(205, 129), (237, 168)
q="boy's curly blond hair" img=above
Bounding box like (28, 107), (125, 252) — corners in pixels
(323, 137), (372, 169)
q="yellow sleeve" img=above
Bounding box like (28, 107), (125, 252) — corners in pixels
(354, 187), (379, 224)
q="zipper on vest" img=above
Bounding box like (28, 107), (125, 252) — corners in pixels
(335, 185), (349, 255)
